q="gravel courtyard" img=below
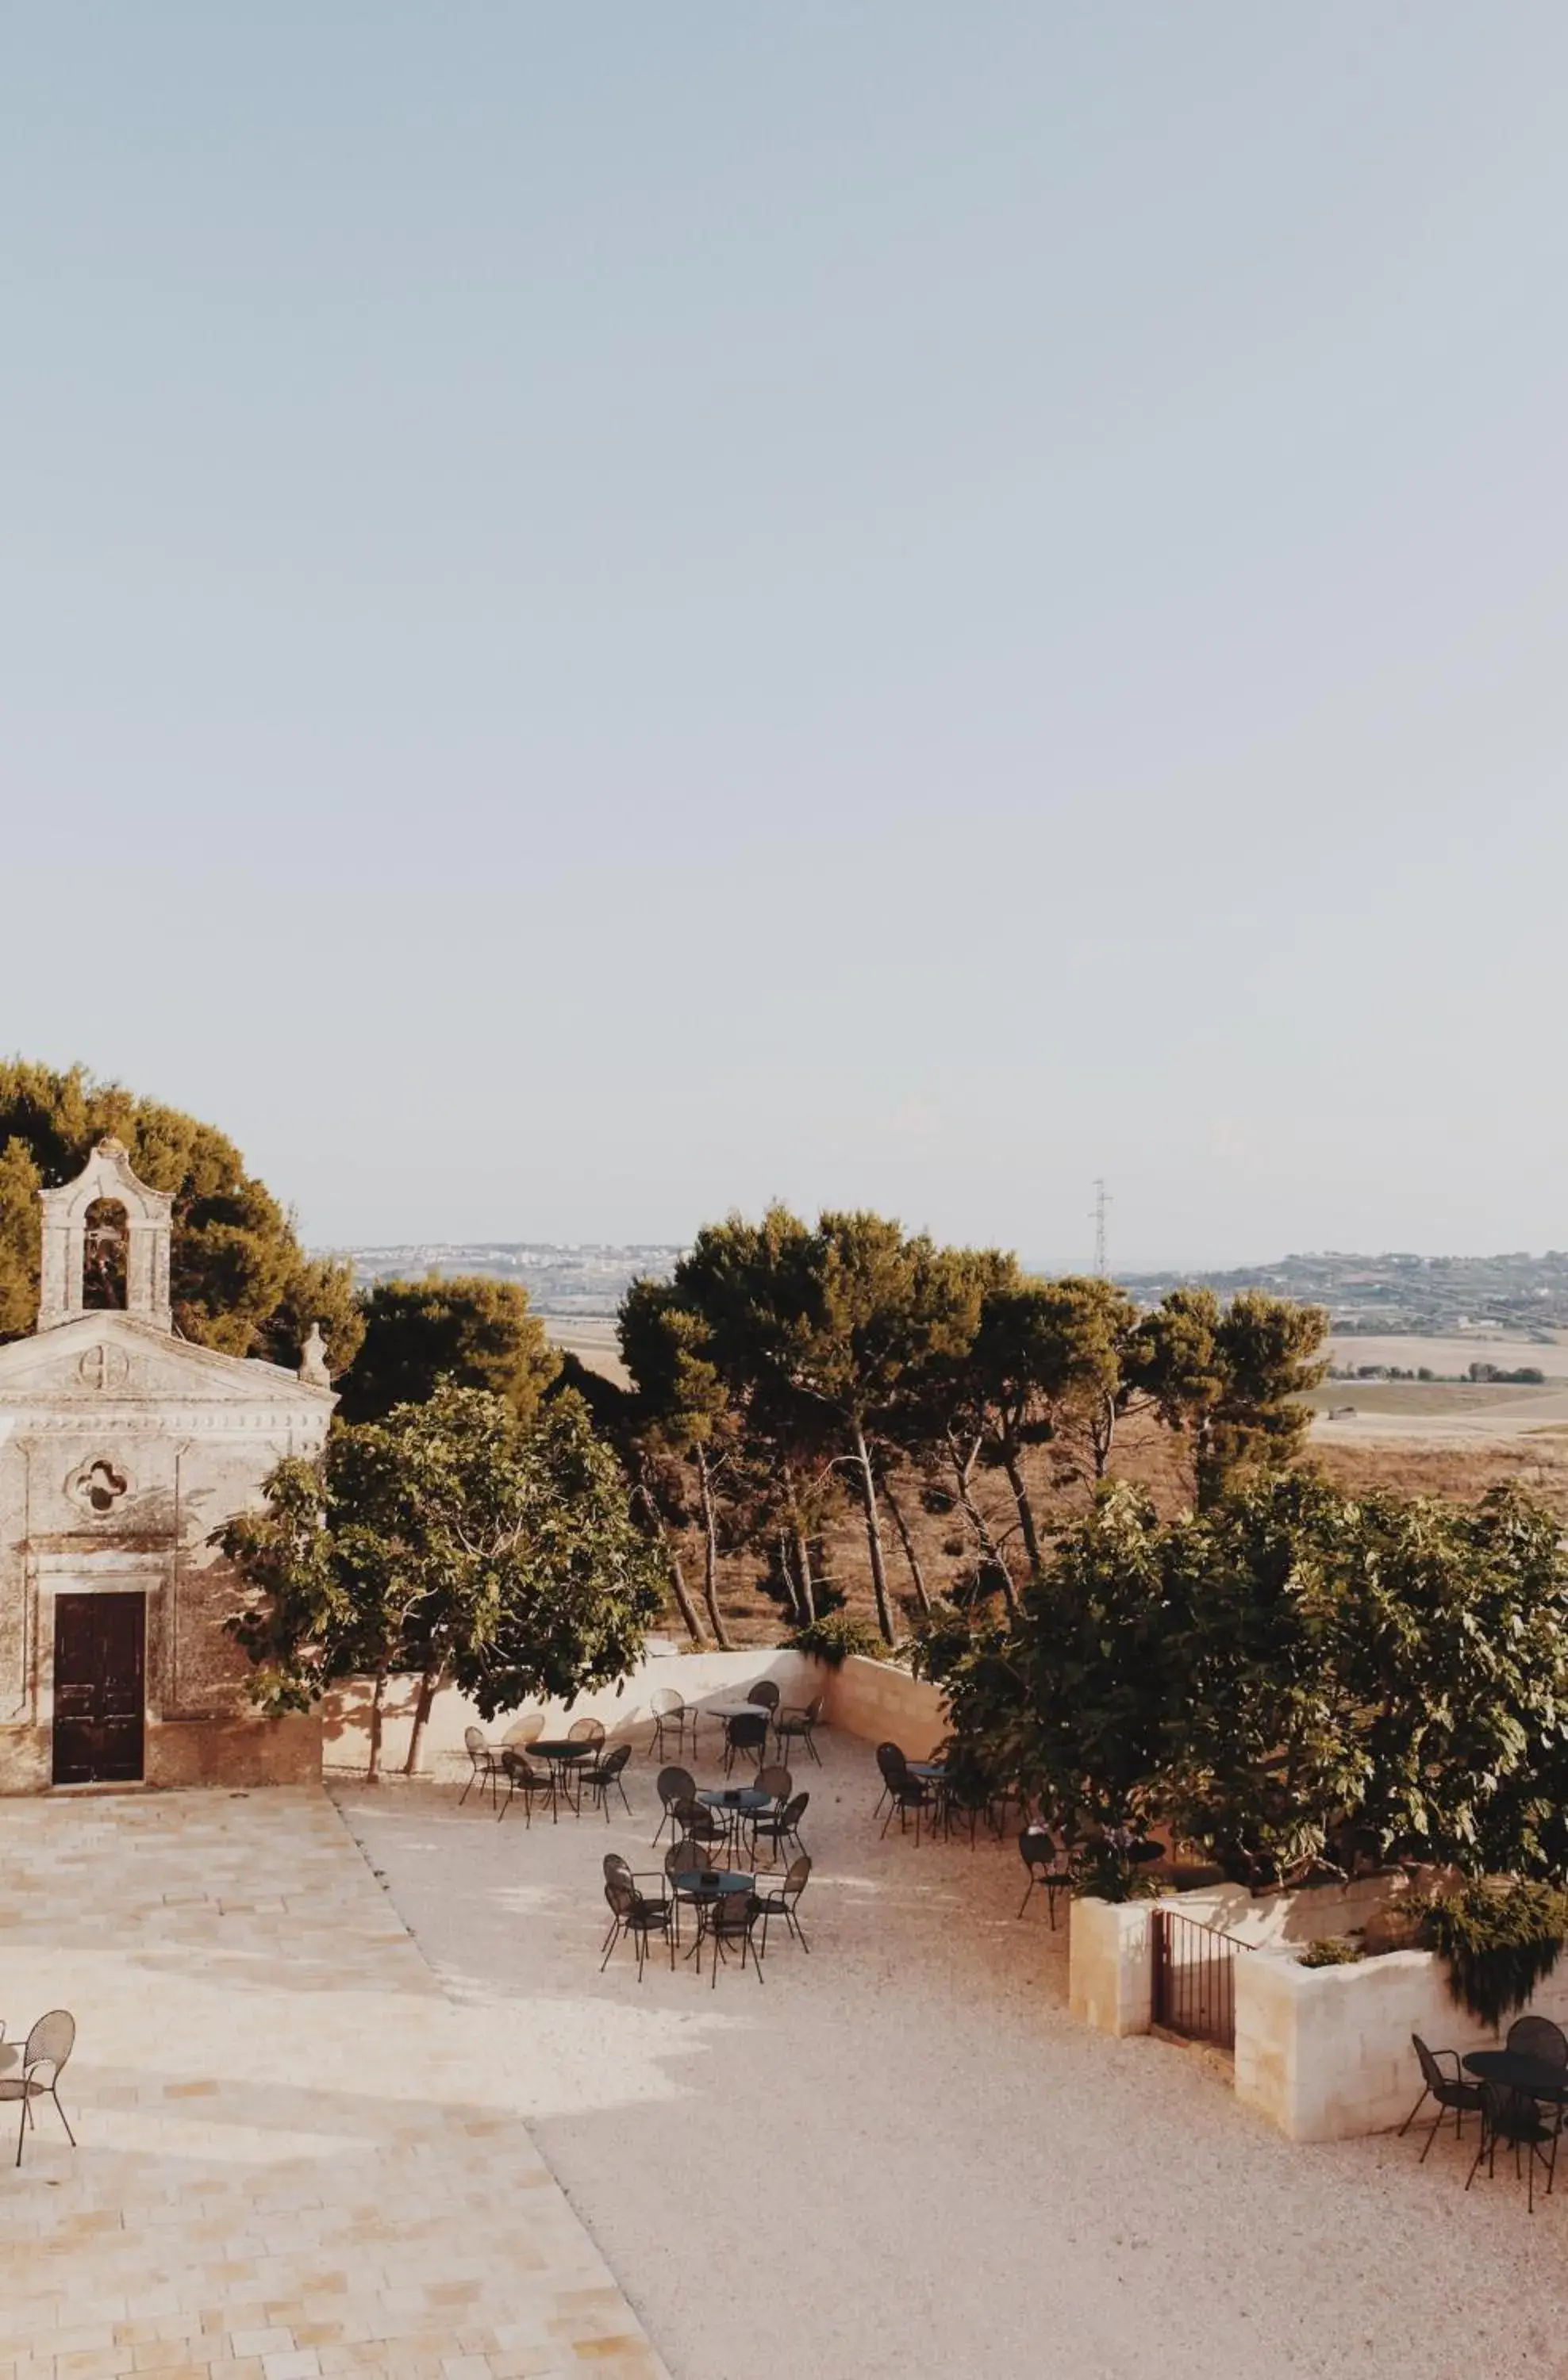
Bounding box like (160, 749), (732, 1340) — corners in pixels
(339, 1728), (1568, 2380)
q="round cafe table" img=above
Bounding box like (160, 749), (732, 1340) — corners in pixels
(695, 1785), (774, 1860)
(529, 1738), (598, 1815)
(670, 1868), (757, 1965)
(1462, 2048), (1568, 2103)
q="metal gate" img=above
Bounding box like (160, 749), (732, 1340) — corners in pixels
(1151, 1906), (1251, 2051)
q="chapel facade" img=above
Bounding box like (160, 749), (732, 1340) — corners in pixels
(0, 1140), (333, 1792)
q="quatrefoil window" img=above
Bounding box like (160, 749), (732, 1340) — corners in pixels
(69, 1458), (131, 1517)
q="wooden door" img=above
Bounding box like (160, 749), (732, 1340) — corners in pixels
(52, 1591), (146, 1785)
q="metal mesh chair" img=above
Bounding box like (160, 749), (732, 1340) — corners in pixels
(774, 1694), (824, 1765)
(876, 1745), (929, 1842)
(582, 1741), (633, 1821)
(652, 1766), (696, 1846)
(753, 1853), (812, 1956)
(749, 1791), (809, 1867)
(701, 1890), (763, 1988)
(724, 1712), (769, 1775)
(1017, 1825), (1071, 1927)
(502, 1714), (546, 1748)
(1506, 2016), (1568, 2070)
(672, 1796), (727, 1858)
(1466, 2079), (1559, 2211)
(756, 1766), (793, 1804)
(0, 2011), (76, 2167)
(498, 1752), (555, 1826)
(568, 1715), (606, 1748)
(1397, 2034), (1485, 2162)
(459, 1726), (502, 1809)
(601, 1876), (674, 1979)
(649, 1688), (693, 1759)
(873, 1741), (906, 1817)
(747, 1681), (782, 1718)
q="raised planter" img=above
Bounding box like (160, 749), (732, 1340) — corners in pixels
(1235, 1937), (1568, 2141)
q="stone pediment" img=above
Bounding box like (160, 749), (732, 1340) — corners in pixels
(0, 1313), (335, 1415)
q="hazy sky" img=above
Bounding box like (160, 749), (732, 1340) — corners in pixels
(6, 6), (1568, 1265)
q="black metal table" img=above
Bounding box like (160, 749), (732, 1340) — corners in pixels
(670, 1867), (758, 1968)
(1462, 2049), (1568, 2102)
(695, 1786), (774, 1860)
(529, 1738), (597, 1816)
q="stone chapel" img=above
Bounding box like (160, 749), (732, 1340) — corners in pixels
(0, 1139), (334, 1791)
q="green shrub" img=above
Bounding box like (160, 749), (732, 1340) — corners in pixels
(1297, 1936), (1362, 1968)
(1070, 1840), (1166, 1903)
(784, 1614), (886, 1668)
(1416, 1880), (1568, 2030)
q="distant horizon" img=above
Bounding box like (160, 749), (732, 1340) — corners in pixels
(309, 1228), (1568, 1276)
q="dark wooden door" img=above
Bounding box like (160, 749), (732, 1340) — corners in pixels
(52, 1591), (145, 1785)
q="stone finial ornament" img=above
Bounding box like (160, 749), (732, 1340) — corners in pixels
(298, 1322), (331, 1387)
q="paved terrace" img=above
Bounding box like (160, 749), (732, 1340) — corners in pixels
(0, 1789), (664, 2380)
(340, 1726), (1568, 2380)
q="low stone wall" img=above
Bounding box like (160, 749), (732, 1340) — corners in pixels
(1236, 1940), (1568, 2141)
(821, 1654), (947, 1758)
(324, 1645), (949, 1775)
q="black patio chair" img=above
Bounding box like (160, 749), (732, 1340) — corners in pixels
(671, 1795), (728, 1860)
(501, 1714), (546, 1751)
(747, 1681), (782, 1721)
(873, 1741), (906, 1818)
(497, 1751), (555, 1826)
(775, 1693), (824, 1765)
(1397, 2034), (1485, 2163)
(1506, 2015), (1568, 2071)
(1017, 1825), (1072, 1927)
(0, 2012), (76, 2168)
(724, 1711), (769, 1776)
(748, 1791), (809, 1868)
(876, 1745), (930, 1844)
(568, 1715), (606, 1749)
(665, 1839), (721, 1946)
(701, 1889), (763, 1988)
(649, 1688), (694, 1760)
(601, 1875), (674, 1980)
(652, 1765), (696, 1847)
(1466, 2079), (1559, 2212)
(756, 1765), (793, 1805)
(459, 1725), (503, 1810)
(752, 1853), (812, 1957)
(582, 1741), (633, 1821)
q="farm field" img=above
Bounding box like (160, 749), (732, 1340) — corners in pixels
(1327, 1330), (1568, 1378)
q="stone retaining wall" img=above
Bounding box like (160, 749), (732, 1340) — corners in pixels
(324, 1646), (949, 1773)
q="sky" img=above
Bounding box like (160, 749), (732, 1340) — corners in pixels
(5, 6), (1568, 1268)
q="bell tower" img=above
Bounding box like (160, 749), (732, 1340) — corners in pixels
(37, 1139), (175, 1334)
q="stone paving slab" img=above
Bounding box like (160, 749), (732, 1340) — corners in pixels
(0, 1788), (668, 2380)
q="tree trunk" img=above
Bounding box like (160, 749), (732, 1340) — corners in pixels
(404, 1660), (444, 1776)
(633, 1473), (705, 1645)
(1000, 1438), (1043, 1575)
(851, 1425), (896, 1642)
(776, 1531), (804, 1625)
(367, 1664), (388, 1782)
(1090, 1391), (1116, 1480)
(945, 1429), (1019, 1617)
(882, 1475), (932, 1613)
(791, 1524), (818, 1623)
(694, 1445), (732, 1649)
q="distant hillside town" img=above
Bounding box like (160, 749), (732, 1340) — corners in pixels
(322, 1240), (1568, 1342)
(1121, 1249), (1568, 1340)
(323, 1242), (682, 1319)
